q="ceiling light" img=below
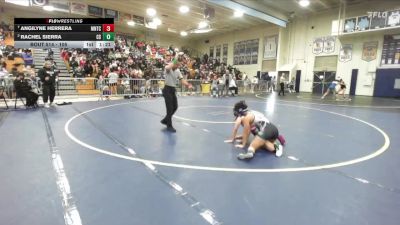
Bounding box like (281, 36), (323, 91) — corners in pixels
(180, 31), (188, 36)
(5, 0), (29, 6)
(147, 8), (157, 17)
(198, 21), (208, 29)
(43, 5), (55, 11)
(153, 18), (162, 26)
(191, 28), (212, 34)
(233, 11), (243, 17)
(179, 6), (189, 13)
(168, 28), (178, 33)
(146, 22), (157, 29)
(299, 0), (310, 7)
(127, 21), (135, 26)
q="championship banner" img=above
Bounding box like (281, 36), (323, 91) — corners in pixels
(263, 35), (277, 59)
(251, 39), (259, 64)
(381, 34), (400, 66)
(362, 41), (378, 62)
(233, 42), (239, 65)
(245, 40), (251, 64)
(49, 0), (70, 13)
(70, 2), (87, 16)
(312, 37), (323, 54)
(344, 18), (357, 33)
(104, 9), (119, 21)
(339, 44), (352, 62)
(222, 44), (228, 64)
(387, 10), (400, 27)
(323, 36), (335, 53)
(132, 15), (145, 26)
(356, 16), (370, 31)
(120, 13), (132, 23)
(239, 41), (245, 65)
(88, 5), (103, 17)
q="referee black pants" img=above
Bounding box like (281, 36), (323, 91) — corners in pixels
(162, 85), (178, 127)
(42, 85), (56, 103)
(278, 83), (285, 96)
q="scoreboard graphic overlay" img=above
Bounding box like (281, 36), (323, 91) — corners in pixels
(14, 18), (115, 49)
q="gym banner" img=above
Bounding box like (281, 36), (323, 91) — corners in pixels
(381, 34), (400, 66)
(343, 9), (400, 33)
(357, 16), (370, 31)
(233, 43), (239, 65)
(223, 44), (228, 64)
(245, 40), (251, 64)
(104, 9), (119, 22)
(312, 37), (323, 55)
(362, 41), (378, 62)
(387, 10), (400, 27)
(70, 2), (87, 16)
(239, 41), (245, 65)
(344, 18), (357, 33)
(251, 39), (259, 64)
(323, 36), (336, 53)
(49, 0), (70, 13)
(88, 5), (103, 17)
(263, 35), (277, 59)
(120, 13), (132, 23)
(339, 44), (352, 62)
(132, 15), (145, 26)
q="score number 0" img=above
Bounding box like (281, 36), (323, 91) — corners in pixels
(96, 34), (112, 40)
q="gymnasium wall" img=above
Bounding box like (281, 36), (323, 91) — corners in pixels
(190, 1), (399, 96)
(280, 1), (400, 96)
(156, 33), (190, 50)
(190, 24), (279, 77)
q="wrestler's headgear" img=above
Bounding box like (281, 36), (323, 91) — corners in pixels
(233, 100), (248, 117)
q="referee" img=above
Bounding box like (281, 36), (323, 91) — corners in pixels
(161, 53), (193, 132)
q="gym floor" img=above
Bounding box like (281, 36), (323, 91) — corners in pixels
(1, 93), (399, 225)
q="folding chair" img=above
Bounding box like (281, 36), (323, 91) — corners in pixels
(14, 91), (26, 109)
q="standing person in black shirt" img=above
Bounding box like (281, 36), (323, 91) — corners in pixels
(38, 61), (57, 108)
(278, 75), (285, 96)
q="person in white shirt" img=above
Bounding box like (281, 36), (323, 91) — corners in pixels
(108, 67), (119, 95)
(251, 77), (258, 93)
(229, 75), (238, 96)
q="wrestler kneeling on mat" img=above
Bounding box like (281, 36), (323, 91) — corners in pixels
(224, 101), (285, 159)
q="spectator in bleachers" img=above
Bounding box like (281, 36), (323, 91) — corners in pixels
(108, 67), (119, 94)
(211, 74), (219, 97)
(229, 75), (238, 96)
(223, 70), (232, 96)
(70, 57), (79, 76)
(22, 50), (33, 66)
(13, 73), (38, 107)
(0, 62), (7, 78)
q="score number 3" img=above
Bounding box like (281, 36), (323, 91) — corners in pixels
(102, 24), (114, 32)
